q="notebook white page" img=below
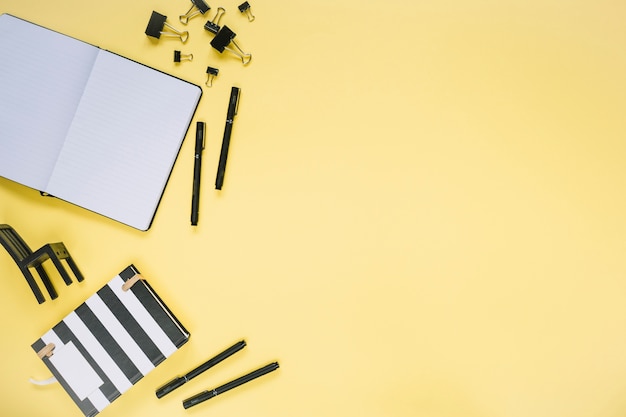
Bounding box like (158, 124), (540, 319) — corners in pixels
(46, 50), (201, 230)
(0, 14), (97, 190)
(48, 341), (104, 401)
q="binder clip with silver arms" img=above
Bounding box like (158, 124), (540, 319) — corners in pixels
(210, 25), (251, 65)
(174, 50), (193, 63)
(179, 0), (211, 24)
(238, 2), (255, 21)
(145, 11), (189, 43)
(204, 7), (226, 35)
(205, 66), (219, 87)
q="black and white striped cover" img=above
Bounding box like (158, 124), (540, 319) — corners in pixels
(31, 265), (189, 417)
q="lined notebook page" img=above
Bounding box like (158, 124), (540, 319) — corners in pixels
(0, 14), (97, 190)
(46, 50), (201, 230)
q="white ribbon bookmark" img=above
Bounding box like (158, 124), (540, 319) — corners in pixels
(29, 377), (58, 386)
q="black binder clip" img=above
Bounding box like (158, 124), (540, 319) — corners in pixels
(205, 66), (219, 87)
(203, 7), (226, 34)
(174, 50), (193, 63)
(238, 2), (255, 21)
(145, 11), (189, 43)
(210, 25), (252, 65)
(179, 0), (211, 25)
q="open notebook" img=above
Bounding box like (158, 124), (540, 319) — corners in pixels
(32, 265), (190, 417)
(0, 14), (202, 230)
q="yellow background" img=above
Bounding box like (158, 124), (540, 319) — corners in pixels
(1, 0), (626, 416)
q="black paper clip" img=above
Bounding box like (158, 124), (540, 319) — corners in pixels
(145, 11), (189, 43)
(205, 66), (219, 87)
(204, 7), (226, 34)
(238, 2), (255, 21)
(174, 50), (194, 63)
(179, 0), (211, 24)
(210, 25), (251, 65)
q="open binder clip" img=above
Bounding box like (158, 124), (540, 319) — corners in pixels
(238, 2), (255, 21)
(210, 25), (251, 65)
(174, 50), (193, 63)
(145, 11), (189, 43)
(179, 0), (211, 24)
(205, 66), (219, 87)
(203, 7), (226, 34)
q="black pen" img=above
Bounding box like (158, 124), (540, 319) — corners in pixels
(215, 86), (240, 190)
(183, 361), (279, 409)
(191, 121), (205, 225)
(156, 340), (246, 398)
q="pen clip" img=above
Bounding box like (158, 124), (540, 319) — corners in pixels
(234, 88), (240, 116)
(197, 121), (206, 150)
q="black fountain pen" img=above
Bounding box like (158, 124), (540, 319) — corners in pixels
(191, 121), (205, 225)
(215, 86), (240, 190)
(156, 340), (246, 398)
(183, 361), (280, 409)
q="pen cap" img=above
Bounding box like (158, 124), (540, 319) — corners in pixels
(183, 390), (214, 409)
(195, 121), (205, 151)
(155, 376), (187, 398)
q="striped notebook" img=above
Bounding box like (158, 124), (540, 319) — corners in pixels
(31, 265), (190, 417)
